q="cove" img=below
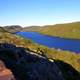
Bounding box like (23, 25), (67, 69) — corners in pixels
(16, 32), (80, 53)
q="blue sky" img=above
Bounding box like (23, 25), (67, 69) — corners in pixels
(0, 0), (80, 27)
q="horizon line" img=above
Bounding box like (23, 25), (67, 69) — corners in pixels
(0, 21), (80, 27)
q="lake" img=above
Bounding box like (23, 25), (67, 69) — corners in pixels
(16, 32), (80, 53)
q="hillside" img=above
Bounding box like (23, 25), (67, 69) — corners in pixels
(1, 21), (80, 39)
(0, 25), (22, 33)
(27, 22), (80, 39)
(23, 26), (40, 31)
(0, 26), (80, 79)
(0, 32), (80, 72)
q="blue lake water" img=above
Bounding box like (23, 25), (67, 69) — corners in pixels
(16, 32), (80, 53)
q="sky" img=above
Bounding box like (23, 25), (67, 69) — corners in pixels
(0, 0), (80, 27)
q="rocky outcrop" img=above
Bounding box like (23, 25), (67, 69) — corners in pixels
(0, 25), (22, 33)
(54, 60), (80, 80)
(0, 60), (15, 80)
(0, 43), (64, 80)
(0, 43), (79, 80)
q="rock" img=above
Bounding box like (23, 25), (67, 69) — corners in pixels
(0, 43), (79, 80)
(0, 60), (15, 80)
(0, 25), (22, 33)
(0, 43), (65, 80)
(54, 60), (80, 80)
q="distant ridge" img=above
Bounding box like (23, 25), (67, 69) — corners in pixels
(0, 25), (22, 33)
(23, 26), (41, 31)
(24, 21), (80, 39)
(0, 21), (80, 39)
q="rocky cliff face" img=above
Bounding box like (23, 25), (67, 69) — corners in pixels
(0, 43), (79, 80)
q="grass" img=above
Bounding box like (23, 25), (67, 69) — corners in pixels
(0, 32), (80, 72)
(32, 45), (80, 72)
(32, 22), (80, 39)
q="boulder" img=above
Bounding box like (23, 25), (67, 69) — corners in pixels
(0, 43), (80, 80)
